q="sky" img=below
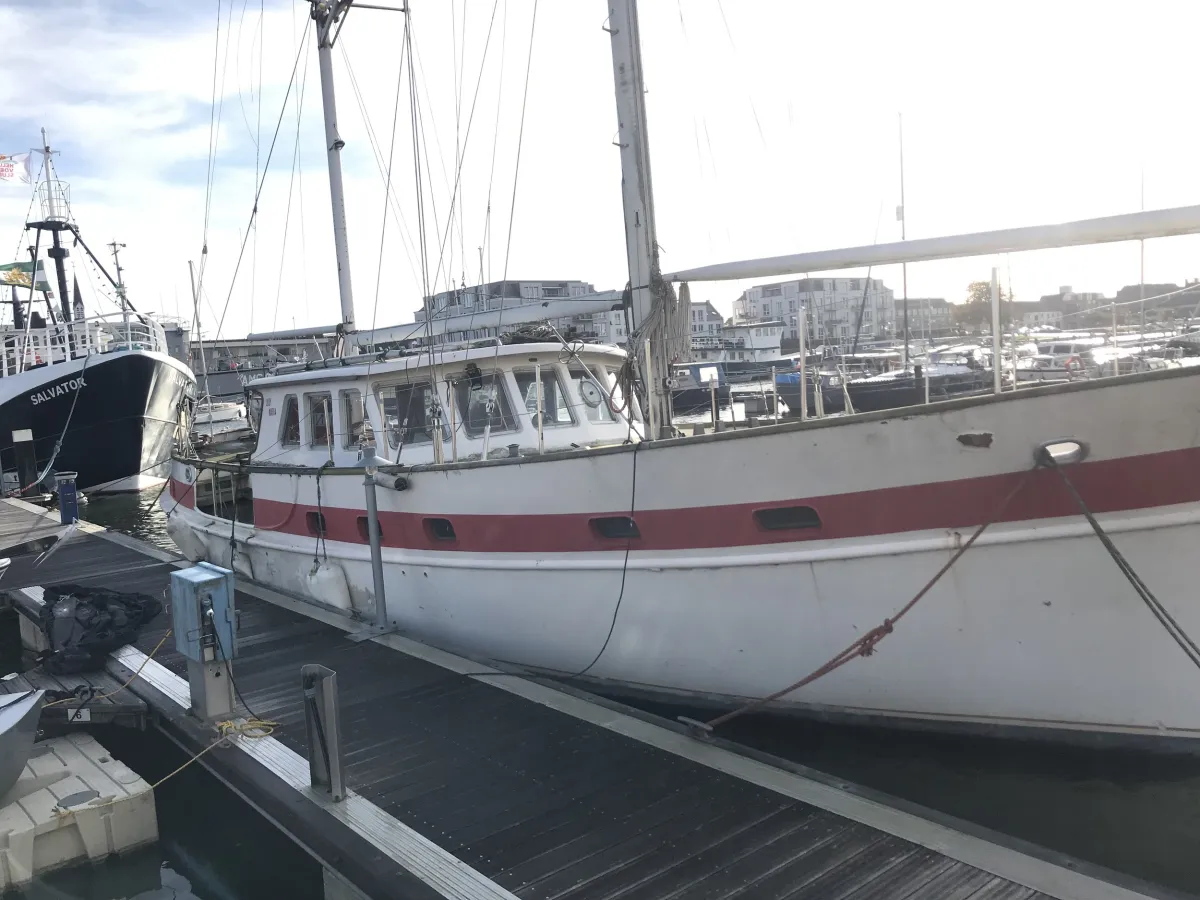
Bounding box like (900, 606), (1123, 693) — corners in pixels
(3, 0), (1200, 341)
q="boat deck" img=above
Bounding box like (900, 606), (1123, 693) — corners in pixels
(0, 498), (1173, 900)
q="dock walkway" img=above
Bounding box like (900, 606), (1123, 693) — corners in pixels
(0, 498), (1176, 900)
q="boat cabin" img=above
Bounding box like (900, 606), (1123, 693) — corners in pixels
(246, 342), (642, 468)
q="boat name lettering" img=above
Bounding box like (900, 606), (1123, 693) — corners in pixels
(30, 377), (86, 406)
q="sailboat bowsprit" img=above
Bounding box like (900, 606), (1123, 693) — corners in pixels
(164, 0), (1200, 750)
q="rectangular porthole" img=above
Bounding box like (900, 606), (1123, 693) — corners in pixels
(424, 517), (456, 541)
(356, 516), (382, 542)
(590, 516), (640, 539)
(754, 506), (821, 531)
(306, 511), (327, 536)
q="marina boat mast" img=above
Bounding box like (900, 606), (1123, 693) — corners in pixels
(311, 0), (357, 352)
(606, 0), (677, 438)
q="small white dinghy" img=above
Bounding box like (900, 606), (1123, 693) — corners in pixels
(0, 691), (45, 801)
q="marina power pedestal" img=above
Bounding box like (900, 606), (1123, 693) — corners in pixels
(170, 563), (236, 721)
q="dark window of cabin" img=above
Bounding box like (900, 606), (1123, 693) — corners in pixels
(754, 506), (821, 531)
(356, 515), (381, 542)
(590, 516), (640, 539)
(424, 517), (456, 541)
(280, 395), (300, 446)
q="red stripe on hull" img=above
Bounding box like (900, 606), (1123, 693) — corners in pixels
(169, 477), (196, 510)
(239, 445), (1200, 553)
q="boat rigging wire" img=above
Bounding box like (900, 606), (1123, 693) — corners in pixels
(486, 0), (539, 370)
(271, 21), (313, 332)
(366, 6), (411, 383)
(337, 40), (421, 284)
(6, 154), (44, 282)
(471, 0), (508, 342)
(459, 438), (639, 681)
(199, 0), (237, 299)
(213, 14), (312, 343)
(426, 0), (502, 300)
(18, 353), (94, 494)
(251, 0), (265, 334)
(848, 199), (886, 358)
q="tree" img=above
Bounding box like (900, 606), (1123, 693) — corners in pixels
(952, 280), (1012, 330)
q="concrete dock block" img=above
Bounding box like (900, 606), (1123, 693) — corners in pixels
(0, 733), (157, 889)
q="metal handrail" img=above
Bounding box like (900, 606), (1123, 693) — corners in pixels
(0, 312), (168, 376)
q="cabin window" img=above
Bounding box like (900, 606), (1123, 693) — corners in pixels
(306, 392), (332, 447)
(356, 515), (381, 542)
(514, 368), (574, 427)
(247, 390), (264, 434)
(590, 516), (640, 539)
(754, 506), (821, 531)
(341, 389), (365, 449)
(424, 517), (456, 541)
(453, 371), (518, 438)
(376, 381), (448, 448)
(306, 511), (327, 536)
(280, 395), (300, 446)
(568, 367), (613, 423)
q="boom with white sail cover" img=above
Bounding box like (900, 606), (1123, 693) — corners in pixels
(666, 204), (1200, 281)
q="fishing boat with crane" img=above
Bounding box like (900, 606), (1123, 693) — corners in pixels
(164, 0), (1200, 750)
(0, 134), (195, 493)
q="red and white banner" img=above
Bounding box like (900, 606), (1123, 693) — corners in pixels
(0, 153), (31, 185)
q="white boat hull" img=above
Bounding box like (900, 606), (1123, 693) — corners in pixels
(165, 367), (1200, 747)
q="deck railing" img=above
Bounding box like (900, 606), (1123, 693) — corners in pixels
(0, 313), (169, 376)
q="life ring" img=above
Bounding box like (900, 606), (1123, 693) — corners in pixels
(1063, 355), (1084, 377)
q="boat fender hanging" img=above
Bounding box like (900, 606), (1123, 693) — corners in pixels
(306, 561), (353, 613)
(230, 545), (254, 580)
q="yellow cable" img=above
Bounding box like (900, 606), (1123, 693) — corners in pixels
(35, 627), (284, 810)
(53, 714), (280, 818)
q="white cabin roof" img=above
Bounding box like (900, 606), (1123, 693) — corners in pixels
(249, 341), (628, 391)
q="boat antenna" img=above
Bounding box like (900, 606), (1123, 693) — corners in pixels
(189, 259), (214, 404)
(107, 240), (131, 333)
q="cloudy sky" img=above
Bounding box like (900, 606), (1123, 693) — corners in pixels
(2, 1), (1199, 341)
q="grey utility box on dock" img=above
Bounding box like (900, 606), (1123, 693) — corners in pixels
(170, 563), (236, 721)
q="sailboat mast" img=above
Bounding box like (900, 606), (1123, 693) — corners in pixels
(34, 130), (74, 329)
(312, 0), (356, 349)
(607, 0), (672, 437)
(188, 260), (212, 402)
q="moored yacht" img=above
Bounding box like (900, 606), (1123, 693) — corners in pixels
(163, 0), (1200, 750)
